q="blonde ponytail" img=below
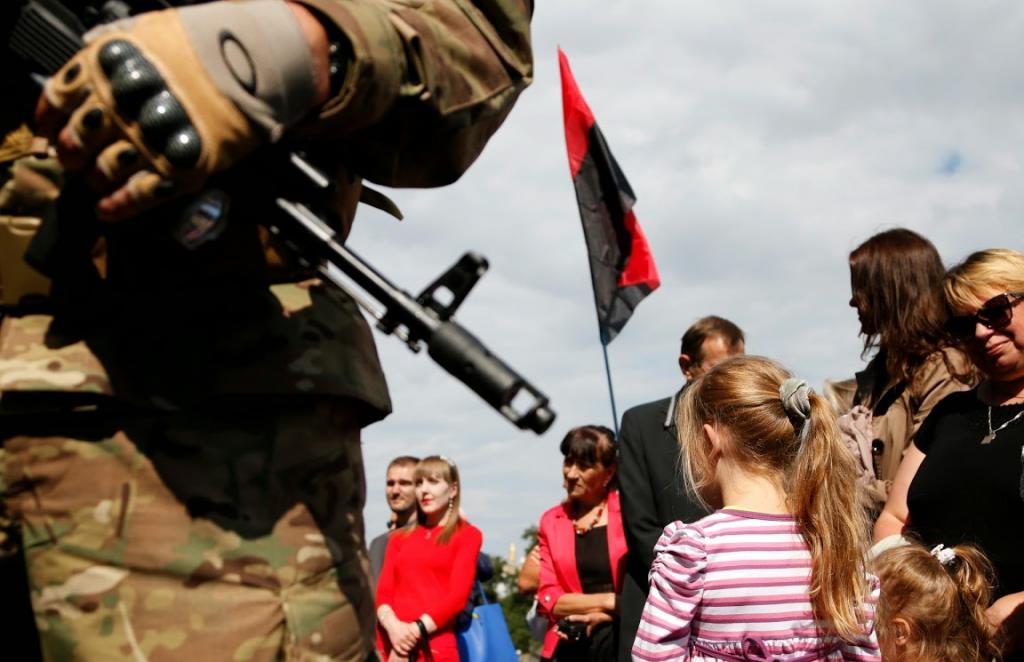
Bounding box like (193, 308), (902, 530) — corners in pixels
(788, 393), (870, 640)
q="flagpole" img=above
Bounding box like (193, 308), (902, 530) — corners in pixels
(600, 335), (620, 436)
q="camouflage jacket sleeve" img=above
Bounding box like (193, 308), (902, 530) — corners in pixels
(293, 0), (534, 187)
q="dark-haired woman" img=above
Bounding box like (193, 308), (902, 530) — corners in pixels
(536, 425), (627, 662)
(847, 228), (975, 504)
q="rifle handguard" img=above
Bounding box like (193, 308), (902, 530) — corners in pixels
(428, 321), (555, 434)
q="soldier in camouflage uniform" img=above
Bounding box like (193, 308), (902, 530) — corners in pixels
(0, 0), (533, 659)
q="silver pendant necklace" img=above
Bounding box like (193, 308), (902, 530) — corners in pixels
(982, 405), (1024, 444)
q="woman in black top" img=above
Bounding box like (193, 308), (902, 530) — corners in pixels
(875, 248), (1024, 658)
(906, 392), (1024, 597)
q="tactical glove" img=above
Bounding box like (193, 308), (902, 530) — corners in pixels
(37, 0), (324, 221)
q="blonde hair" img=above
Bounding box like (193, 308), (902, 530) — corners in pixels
(411, 455), (462, 544)
(872, 543), (999, 661)
(678, 355), (870, 641)
(944, 248), (1024, 314)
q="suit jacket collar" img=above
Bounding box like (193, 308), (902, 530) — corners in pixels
(663, 386), (688, 430)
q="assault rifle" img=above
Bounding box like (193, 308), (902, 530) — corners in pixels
(3, 0), (556, 434)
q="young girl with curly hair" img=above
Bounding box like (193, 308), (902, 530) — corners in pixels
(873, 542), (1001, 662)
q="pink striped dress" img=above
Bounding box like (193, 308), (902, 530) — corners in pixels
(631, 510), (881, 661)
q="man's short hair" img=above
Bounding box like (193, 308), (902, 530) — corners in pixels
(680, 316), (745, 363)
(387, 456), (420, 472)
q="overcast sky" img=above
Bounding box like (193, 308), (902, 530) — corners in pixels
(349, 0), (1024, 558)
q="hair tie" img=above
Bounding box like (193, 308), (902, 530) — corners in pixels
(930, 543), (957, 567)
(439, 455), (457, 471)
(779, 378), (812, 423)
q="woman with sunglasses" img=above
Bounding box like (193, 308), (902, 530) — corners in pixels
(875, 248), (1024, 659)
(847, 229), (975, 505)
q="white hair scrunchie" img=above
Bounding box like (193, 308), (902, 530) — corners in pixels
(779, 378), (812, 422)
(930, 543), (957, 567)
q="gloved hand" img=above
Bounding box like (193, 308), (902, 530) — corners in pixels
(35, 0), (330, 221)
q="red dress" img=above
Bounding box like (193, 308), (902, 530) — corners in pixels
(375, 520), (483, 661)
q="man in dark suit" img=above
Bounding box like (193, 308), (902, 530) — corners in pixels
(617, 316), (745, 660)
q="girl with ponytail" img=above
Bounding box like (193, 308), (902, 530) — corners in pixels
(873, 542), (1001, 662)
(632, 356), (880, 661)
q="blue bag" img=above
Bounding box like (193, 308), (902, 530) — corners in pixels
(456, 581), (518, 662)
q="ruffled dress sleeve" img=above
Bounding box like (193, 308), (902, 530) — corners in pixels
(631, 521), (707, 661)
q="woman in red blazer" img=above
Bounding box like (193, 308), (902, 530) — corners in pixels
(537, 425), (628, 661)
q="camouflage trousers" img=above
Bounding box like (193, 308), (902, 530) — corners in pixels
(0, 397), (376, 661)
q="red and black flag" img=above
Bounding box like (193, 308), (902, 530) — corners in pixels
(559, 48), (660, 345)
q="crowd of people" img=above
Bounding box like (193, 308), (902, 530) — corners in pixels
(371, 230), (1024, 662)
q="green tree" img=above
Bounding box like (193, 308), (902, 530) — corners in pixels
(521, 525), (538, 551)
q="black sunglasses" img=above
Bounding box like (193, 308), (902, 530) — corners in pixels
(946, 292), (1024, 341)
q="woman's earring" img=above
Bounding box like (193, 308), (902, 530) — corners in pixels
(447, 496), (454, 512)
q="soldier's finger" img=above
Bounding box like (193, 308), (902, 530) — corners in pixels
(88, 140), (145, 193)
(66, 103), (118, 163)
(96, 169), (177, 222)
(55, 124), (87, 171)
(34, 91), (68, 141)
(36, 57), (91, 138)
